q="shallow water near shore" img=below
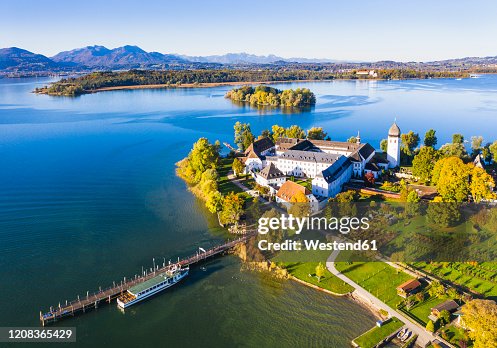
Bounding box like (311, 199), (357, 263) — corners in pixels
(1, 76), (496, 346)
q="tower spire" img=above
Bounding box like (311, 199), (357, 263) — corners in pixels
(356, 130), (361, 144)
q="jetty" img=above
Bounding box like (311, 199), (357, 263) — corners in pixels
(40, 236), (249, 326)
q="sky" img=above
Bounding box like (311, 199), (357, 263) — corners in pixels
(2, 0), (497, 62)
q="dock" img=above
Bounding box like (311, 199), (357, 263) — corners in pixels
(40, 236), (249, 326)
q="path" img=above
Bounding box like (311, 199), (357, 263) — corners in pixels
(326, 248), (436, 347)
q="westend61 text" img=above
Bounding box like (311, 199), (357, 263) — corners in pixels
(258, 239), (378, 251)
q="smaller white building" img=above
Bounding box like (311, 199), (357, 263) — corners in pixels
(254, 163), (286, 193)
(312, 156), (353, 198)
(243, 137), (275, 173)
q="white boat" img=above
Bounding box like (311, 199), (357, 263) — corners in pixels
(117, 264), (189, 309)
(397, 328), (407, 339)
(401, 330), (412, 342)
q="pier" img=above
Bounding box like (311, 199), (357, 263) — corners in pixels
(40, 236), (249, 326)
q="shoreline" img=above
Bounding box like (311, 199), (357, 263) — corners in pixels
(34, 74), (473, 96)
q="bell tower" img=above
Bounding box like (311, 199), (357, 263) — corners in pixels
(387, 121), (401, 168)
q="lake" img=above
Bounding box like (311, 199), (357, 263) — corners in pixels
(1, 75), (496, 347)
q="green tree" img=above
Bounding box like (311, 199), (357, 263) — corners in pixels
(489, 141), (497, 162)
(307, 127), (327, 140)
(261, 129), (271, 138)
(380, 139), (388, 152)
(347, 136), (358, 143)
(452, 133), (465, 144)
(424, 129), (438, 148)
(401, 131), (420, 157)
(412, 146), (439, 183)
(471, 136), (484, 156)
(439, 310), (451, 325)
(232, 158), (245, 177)
(426, 320), (435, 332)
(461, 300), (497, 348)
(439, 142), (468, 159)
(315, 262), (326, 282)
(285, 125), (306, 139)
(181, 138), (220, 183)
(234, 121), (255, 151)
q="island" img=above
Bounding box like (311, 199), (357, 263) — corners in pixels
(33, 68), (469, 96)
(225, 85), (316, 108)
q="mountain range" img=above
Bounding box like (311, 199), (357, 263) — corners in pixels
(1, 45), (497, 74)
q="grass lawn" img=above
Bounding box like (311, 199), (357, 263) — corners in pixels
(217, 158), (252, 201)
(335, 261), (413, 307)
(353, 317), (403, 348)
(442, 325), (472, 347)
(407, 295), (447, 325)
(283, 262), (354, 295)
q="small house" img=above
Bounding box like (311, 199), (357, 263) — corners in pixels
(396, 279), (422, 298)
(431, 300), (459, 317)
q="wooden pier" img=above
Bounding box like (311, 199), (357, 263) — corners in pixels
(40, 236), (249, 326)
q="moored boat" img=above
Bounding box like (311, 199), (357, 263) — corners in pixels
(117, 264), (189, 309)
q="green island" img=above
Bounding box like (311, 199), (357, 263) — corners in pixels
(34, 68), (468, 96)
(225, 85), (316, 108)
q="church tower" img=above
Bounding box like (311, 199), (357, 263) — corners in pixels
(387, 121), (401, 168)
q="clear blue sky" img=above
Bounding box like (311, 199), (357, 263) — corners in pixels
(2, 0), (496, 61)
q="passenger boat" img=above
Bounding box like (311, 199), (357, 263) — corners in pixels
(117, 264), (189, 309)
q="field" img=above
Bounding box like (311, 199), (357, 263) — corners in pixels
(335, 261), (413, 307)
(352, 317), (403, 348)
(218, 157), (252, 200)
(412, 262), (497, 300)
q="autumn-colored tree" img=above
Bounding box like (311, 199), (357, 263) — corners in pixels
(470, 166), (496, 202)
(219, 192), (244, 226)
(364, 172), (375, 186)
(435, 157), (471, 202)
(461, 299), (497, 348)
(347, 136), (358, 143)
(471, 136), (484, 156)
(285, 125), (306, 139)
(177, 137), (220, 184)
(315, 262), (326, 282)
(271, 125), (286, 142)
(489, 141), (497, 162)
(334, 190), (357, 203)
(307, 127), (327, 140)
(232, 158), (245, 177)
(290, 191), (309, 203)
(426, 320), (435, 332)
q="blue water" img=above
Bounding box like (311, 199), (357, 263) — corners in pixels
(0, 76), (496, 347)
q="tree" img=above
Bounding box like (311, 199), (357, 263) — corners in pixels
(435, 157), (471, 202)
(219, 192), (244, 226)
(290, 191), (309, 203)
(364, 172), (375, 186)
(380, 139), (388, 152)
(307, 127), (327, 140)
(415, 292), (426, 302)
(428, 281), (446, 298)
(271, 125), (286, 142)
(439, 143), (468, 159)
(285, 125), (306, 139)
(412, 146), (439, 183)
(347, 136), (358, 143)
(334, 190), (357, 203)
(315, 262), (326, 282)
(424, 129), (438, 148)
(426, 320), (435, 332)
(453, 133), (465, 144)
(234, 121), (255, 151)
(407, 190), (420, 203)
(490, 141), (497, 162)
(261, 129), (271, 138)
(181, 137), (220, 183)
(232, 158), (245, 177)
(470, 166), (496, 202)
(461, 299), (497, 348)
(439, 309), (451, 325)
(471, 136), (484, 156)
(401, 131), (420, 157)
